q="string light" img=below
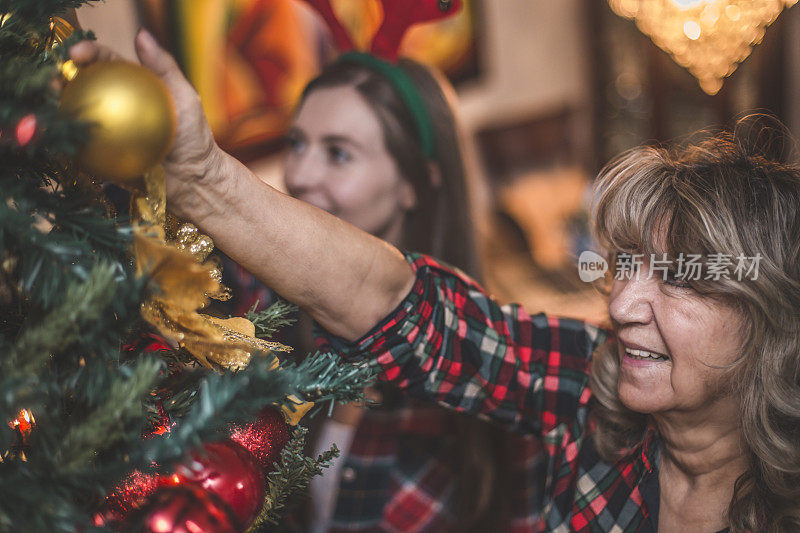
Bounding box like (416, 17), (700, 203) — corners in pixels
(9, 408), (35, 437)
(4, 409), (36, 461)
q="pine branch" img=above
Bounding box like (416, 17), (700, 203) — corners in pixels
(0, 1), (101, 26)
(0, 23), (93, 159)
(248, 426), (339, 530)
(56, 356), (164, 471)
(285, 351), (375, 404)
(5, 261), (122, 376)
(1, 159), (130, 309)
(245, 299), (297, 340)
(139, 353), (294, 465)
(140, 349), (372, 470)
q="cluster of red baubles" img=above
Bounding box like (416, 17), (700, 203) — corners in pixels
(97, 407), (291, 532)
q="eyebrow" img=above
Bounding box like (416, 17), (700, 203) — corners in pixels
(285, 127), (305, 140)
(321, 134), (364, 151)
(287, 126), (363, 148)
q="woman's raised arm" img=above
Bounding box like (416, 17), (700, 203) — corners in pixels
(70, 30), (415, 341)
(186, 148), (415, 341)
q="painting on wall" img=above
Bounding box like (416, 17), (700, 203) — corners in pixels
(137, 0), (482, 161)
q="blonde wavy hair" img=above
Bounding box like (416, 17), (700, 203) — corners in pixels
(588, 118), (800, 532)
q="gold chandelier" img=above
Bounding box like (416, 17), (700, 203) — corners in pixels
(608, 0), (797, 94)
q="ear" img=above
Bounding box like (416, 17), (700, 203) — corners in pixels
(398, 178), (418, 211)
(399, 163), (441, 211)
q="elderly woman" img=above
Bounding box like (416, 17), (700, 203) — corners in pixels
(70, 32), (800, 532)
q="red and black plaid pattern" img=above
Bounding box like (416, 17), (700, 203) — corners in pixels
(322, 403), (548, 532)
(316, 252), (695, 532)
(327, 405), (455, 532)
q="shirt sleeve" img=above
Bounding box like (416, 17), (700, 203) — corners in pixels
(315, 252), (612, 436)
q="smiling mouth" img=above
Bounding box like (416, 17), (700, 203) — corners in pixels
(623, 347), (669, 362)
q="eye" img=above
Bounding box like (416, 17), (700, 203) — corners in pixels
(327, 145), (352, 164)
(286, 134), (307, 154)
(663, 269), (691, 289)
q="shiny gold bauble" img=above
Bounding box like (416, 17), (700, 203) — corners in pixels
(59, 61), (176, 184)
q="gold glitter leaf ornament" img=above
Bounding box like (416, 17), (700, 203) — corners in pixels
(134, 224), (291, 370)
(131, 168), (312, 423)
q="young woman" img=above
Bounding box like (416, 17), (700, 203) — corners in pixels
(282, 57), (508, 531)
(71, 31), (800, 532)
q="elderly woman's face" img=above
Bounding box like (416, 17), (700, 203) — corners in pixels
(608, 257), (744, 415)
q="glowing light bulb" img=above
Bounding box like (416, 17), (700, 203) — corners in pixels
(684, 20), (702, 39)
(152, 517), (171, 532)
(185, 521), (203, 533)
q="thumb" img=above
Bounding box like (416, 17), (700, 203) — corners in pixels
(134, 28), (186, 89)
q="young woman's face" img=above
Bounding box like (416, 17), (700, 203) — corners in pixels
(608, 256), (745, 417)
(284, 86), (416, 242)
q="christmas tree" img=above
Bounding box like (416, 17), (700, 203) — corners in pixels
(0, 2), (370, 531)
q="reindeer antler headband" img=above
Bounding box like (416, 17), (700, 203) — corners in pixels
(301, 0), (463, 159)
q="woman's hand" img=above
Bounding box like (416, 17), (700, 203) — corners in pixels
(69, 30), (222, 221)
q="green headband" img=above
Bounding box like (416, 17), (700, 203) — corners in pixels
(337, 52), (435, 159)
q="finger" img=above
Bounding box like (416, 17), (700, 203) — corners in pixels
(134, 29), (188, 91)
(68, 40), (119, 65)
(68, 40), (99, 64)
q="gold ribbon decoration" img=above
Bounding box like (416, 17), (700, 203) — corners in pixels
(131, 170), (314, 422)
(47, 16), (79, 81)
(134, 218), (290, 369)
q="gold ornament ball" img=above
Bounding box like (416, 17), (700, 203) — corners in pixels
(59, 61), (176, 184)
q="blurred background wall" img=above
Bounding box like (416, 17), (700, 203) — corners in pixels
(76, 1), (592, 138)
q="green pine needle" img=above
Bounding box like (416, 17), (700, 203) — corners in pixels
(6, 261), (124, 376)
(245, 299), (298, 340)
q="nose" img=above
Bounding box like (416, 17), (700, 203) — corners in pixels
(608, 268), (656, 327)
(284, 145), (325, 195)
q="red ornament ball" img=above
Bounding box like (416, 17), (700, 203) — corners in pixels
(173, 440), (265, 528)
(229, 408), (290, 472)
(140, 485), (236, 533)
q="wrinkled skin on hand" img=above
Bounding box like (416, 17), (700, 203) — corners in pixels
(68, 30), (222, 221)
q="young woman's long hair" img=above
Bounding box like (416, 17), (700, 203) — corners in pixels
(590, 116), (800, 532)
(301, 59), (507, 529)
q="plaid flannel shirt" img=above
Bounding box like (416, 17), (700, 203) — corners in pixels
(318, 252), (732, 532)
(320, 402), (547, 532)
